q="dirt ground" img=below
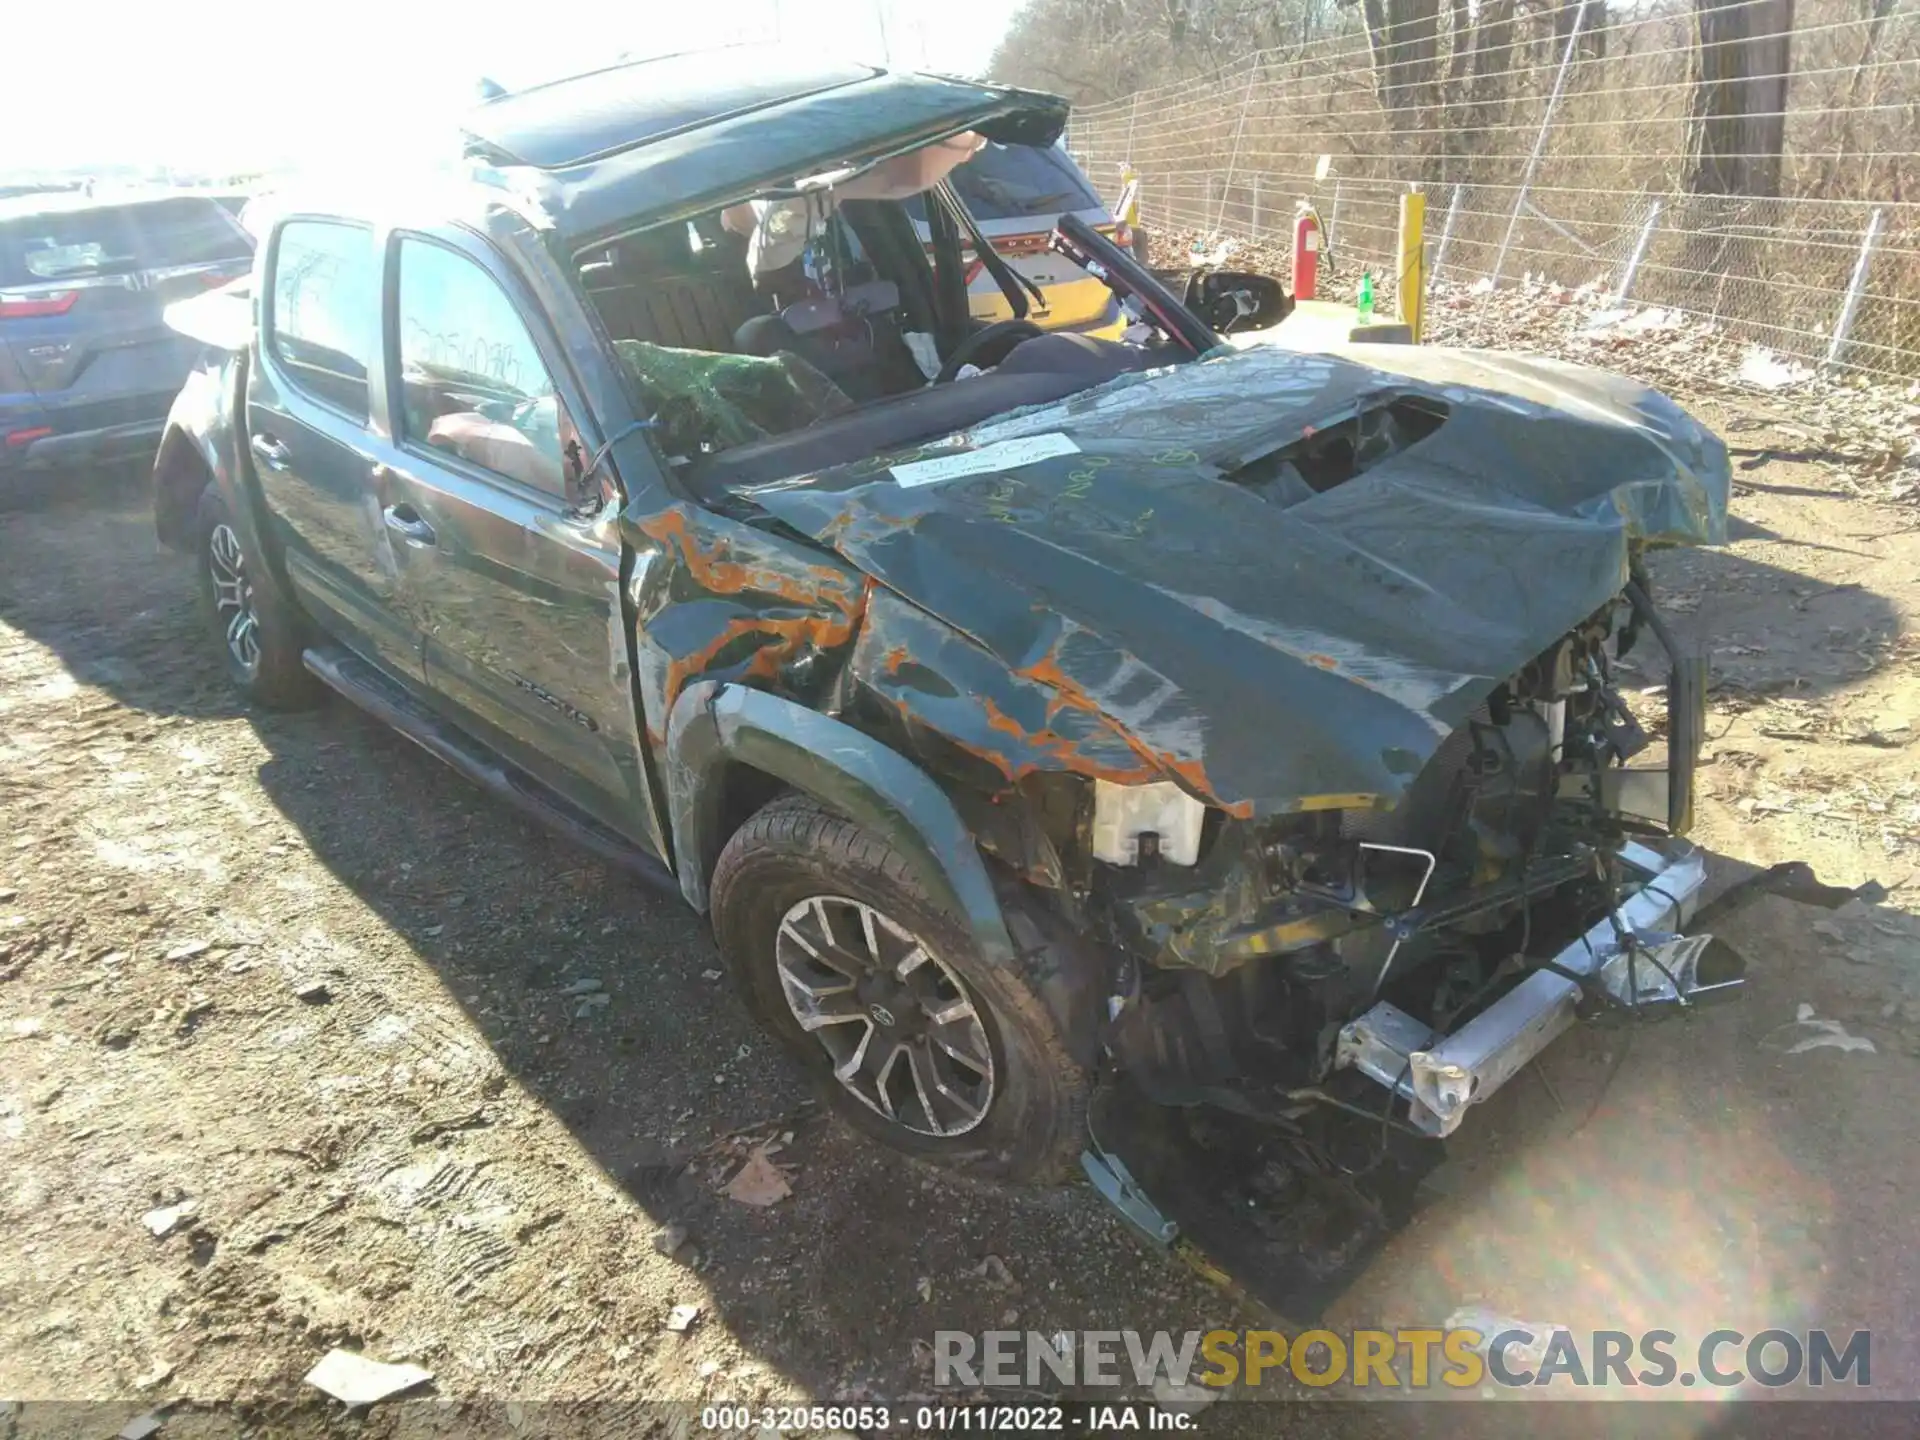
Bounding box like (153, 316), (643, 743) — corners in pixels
(1, 384), (1917, 1436)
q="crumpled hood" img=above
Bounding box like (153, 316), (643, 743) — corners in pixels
(746, 342), (1729, 817)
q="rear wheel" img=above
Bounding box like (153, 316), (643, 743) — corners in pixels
(710, 794), (1088, 1184)
(194, 485), (320, 709)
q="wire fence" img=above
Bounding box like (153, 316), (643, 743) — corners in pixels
(1064, 0), (1920, 380)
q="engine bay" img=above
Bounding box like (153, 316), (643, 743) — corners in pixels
(1090, 578), (1704, 1092)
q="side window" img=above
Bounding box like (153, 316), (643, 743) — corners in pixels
(269, 221), (376, 420)
(394, 239), (568, 498)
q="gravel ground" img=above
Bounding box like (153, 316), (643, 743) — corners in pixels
(2, 381), (1917, 1436)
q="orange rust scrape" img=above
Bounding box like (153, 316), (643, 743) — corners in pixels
(852, 594), (1218, 801)
(972, 694), (1160, 787)
(639, 509), (861, 611)
(1014, 646), (1255, 819)
(636, 508), (869, 713)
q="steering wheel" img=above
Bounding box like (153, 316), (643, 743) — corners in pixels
(934, 319), (1045, 384)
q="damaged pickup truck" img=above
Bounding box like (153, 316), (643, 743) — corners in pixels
(154, 50), (1772, 1309)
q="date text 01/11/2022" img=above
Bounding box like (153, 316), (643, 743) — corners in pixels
(698, 1403), (1196, 1431)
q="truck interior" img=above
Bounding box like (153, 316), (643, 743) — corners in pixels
(566, 144), (1212, 499)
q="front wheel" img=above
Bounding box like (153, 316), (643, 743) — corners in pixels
(710, 794), (1088, 1184)
(194, 485), (320, 709)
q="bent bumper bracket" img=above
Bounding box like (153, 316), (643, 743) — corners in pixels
(1335, 839), (1728, 1137)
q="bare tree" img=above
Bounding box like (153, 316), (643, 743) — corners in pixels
(1688, 0), (1796, 196)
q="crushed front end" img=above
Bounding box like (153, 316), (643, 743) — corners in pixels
(1099, 576), (1736, 1134)
(739, 338), (1775, 1313)
(1076, 576), (1748, 1314)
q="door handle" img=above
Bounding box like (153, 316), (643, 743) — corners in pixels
(383, 504), (437, 548)
(249, 433), (292, 472)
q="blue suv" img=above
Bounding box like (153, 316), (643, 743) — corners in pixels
(2, 191), (252, 497)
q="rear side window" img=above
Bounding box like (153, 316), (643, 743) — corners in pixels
(0, 197), (251, 287)
(269, 220), (377, 421)
(902, 143), (1103, 225)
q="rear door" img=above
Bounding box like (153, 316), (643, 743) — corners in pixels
(246, 217), (426, 683)
(368, 227), (649, 836)
(0, 197), (253, 441)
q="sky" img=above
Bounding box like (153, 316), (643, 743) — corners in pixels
(1, 0), (1029, 178)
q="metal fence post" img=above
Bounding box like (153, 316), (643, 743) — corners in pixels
(1213, 61), (1261, 237)
(1251, 173), (1262, 238)
(1328, 179), (1343, 254)
(1825, 208), (1883, 370)
(1492, 0), (1588, 286)
(1430, 185), (1462, 290)
(1613, 200), (1662, 304)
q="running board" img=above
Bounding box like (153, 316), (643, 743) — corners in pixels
(301, 645), (677, 893)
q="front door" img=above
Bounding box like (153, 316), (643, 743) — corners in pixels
(369, 229), (653, 841)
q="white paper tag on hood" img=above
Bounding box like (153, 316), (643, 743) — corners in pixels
(891, 433), (1080, 488)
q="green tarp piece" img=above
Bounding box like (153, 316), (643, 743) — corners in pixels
(613, 339), (853, 455)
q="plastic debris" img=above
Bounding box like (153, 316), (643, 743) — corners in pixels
(651, 1223), (689, 1257)
(1444, 1306), (1563, 1372)
(142, 1201), (195, 1238)
(1736, 346), (1812, 391)
(666, 1303), (701, 1333)
(1785, 1003), (1877, 1055)
(971, 1254), (1015, 1288)
(1151, 1377), (1221, 1414)
(562, 978), (602, 996)
(304, 1349), (433, 1406)
(724, 1150), (792, 1207)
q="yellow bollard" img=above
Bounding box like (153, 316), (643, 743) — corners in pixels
(1396, 190), (1427, 343)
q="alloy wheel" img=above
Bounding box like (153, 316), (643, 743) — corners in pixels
(207, 522), (261, 675)
(774, 894), (995, 1137)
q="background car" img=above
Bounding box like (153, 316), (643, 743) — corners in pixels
(907, 140), (1138, 339)
(2, 190), (253, 499)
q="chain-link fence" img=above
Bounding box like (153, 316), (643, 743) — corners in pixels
(1065, 0), (1920, 379)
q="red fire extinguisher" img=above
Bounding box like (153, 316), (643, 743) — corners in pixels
(1292, 203), (1324, 301)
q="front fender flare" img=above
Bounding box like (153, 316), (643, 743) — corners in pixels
(664, 680), (1018, 971)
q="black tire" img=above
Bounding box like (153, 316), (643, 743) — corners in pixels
(194, 484), (321, 709)
(710, 794), (1088, 1184)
